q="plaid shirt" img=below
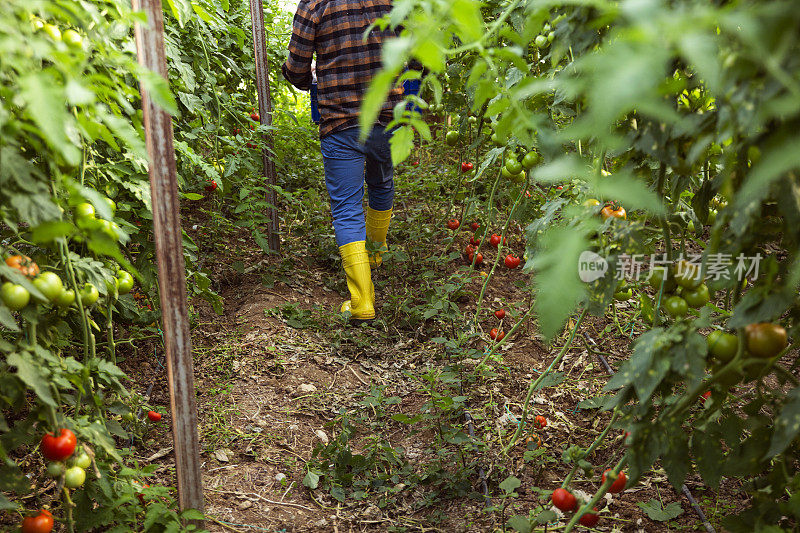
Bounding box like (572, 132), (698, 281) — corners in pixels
(282, 0), (404, 138)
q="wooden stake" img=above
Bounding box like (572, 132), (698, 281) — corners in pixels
(248, 0), (281, 252)
(132, 0), (204, 522)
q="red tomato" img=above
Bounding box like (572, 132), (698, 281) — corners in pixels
(137, 483), (151, 505)
(447, 219), (460, 230)
(494, 309), (506, 320)
(40, 429), (77, 462)
(250, 112), (260, 122)
(603, 469), (627, 493)
(534, 415), (547, 428)
(469, 235), (481, 246)
(504, 254), (521, 269)
(147, 411), (162, 422)
(489, 234), (504, 247)
(489, 328), (505, 341)
(461, 162), (474, 173)
(21, 509), (53, 533)
(551, 488), (577, 512)
(412, 160), (419, 166)
(579, 508), (600, 527)
(205, 180), (218, 192)
(700, 391), (711, 404)
(470, 222), (480, 231)
(473, 252), (483, 265)
(464, 245), (475, 259)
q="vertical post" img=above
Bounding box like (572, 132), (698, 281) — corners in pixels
(248, 0), (281, 252)
(132, 0), (205, 522)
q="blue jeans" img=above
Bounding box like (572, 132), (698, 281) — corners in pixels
(320, 126), (394, 247)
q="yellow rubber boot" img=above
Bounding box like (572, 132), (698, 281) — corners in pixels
(339, 241), (375, 321)
(365, 206), (392, 268)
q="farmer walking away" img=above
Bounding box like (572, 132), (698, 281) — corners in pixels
(282, 0), (403, 322)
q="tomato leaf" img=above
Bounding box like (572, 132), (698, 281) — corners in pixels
(766, 385), (800, 458)
(507, 515), (532, 533)
(499, 475), (521, 494)
(7, 352), (56, 407)
(389, 125), (414, 165)
(637, 500), (684, 521)
(302, 470), (320, 489)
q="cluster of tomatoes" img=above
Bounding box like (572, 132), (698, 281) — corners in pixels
(648, 260), (712, 319)
(18, 429), (89, 532)
(551, 469), (628, 527)
(446, 220), (523, 271)
(1, 196), (135, 314)
(1, 253), (132, 315)
(31, 16), (84, 48)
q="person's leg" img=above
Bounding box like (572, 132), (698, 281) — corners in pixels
(320, 128), (374, 320)
(364, 126), (395, 267)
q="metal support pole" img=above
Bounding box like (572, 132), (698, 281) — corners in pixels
(132, 0), (205, 522)
(248, 0), (281, 252)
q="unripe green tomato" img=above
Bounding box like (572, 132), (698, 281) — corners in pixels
(445, 131), (460, 146)
(103, 197), (117, 216)
(71, 452), (91, 470)
(32, 19), (44, 31)
(33, 272), (64, 303)
(62, 29), (83, 48)
(664, 295), (688, 318)
(80, 283), (99, 306)
(468, 116), (477, 124)
(505, 159), (523, 175)
(547, 31), (555, 43)
(521, 151), (540, 169)
(47, 462), (65, 478)
(1, 282), (30, 311)
(64, 466), (86, 488)
(116, 271), (134, 295)
(707, 330), (738, 363)
(43, 24), (61, 41)
(534, 35), (548, 48)
(491, 133), (505, 147)
(74, 202), (95, 220)
(682, 283), (710, 308)
(56, 289), (76, 307)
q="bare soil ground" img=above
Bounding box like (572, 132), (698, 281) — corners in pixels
(121, 209), (748, 532)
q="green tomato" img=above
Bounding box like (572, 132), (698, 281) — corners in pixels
(80, 283), (99, 306)
(647, 268), (676, 293)
(1, 282), (30, 311)
(501, 166), (514, 180)
(33, 272), (64, 303)
(62, 29), (83, 48)
(56, 289), (76, 307)
(707, 330), (739, 363)
(103, 197), (117, 216)
(64, 466), (86, 488)
(682, 283), (710, 308)
(74, 202), (95, 220)
(547, 31), (555, 43)
(673, 260), (702, 289)
(47, 462), (65, 478)
(505, 159), (523, 175)
(445, 131), (460, 146)
(43, 24), (61, 41)
(99, 220), (122, 241)
(521, 151), (540, 169)
(664, 295), (688, 318)
(116, 271), (134, 295)
(491, 132), (506, 147)
(707, 209), (717, 225)
(534, 34), (548, 48)
(71, 452), (91, 470)
(468, 116), (477, 124)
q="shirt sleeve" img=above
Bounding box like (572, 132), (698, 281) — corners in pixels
(281, 1), (315, 91)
